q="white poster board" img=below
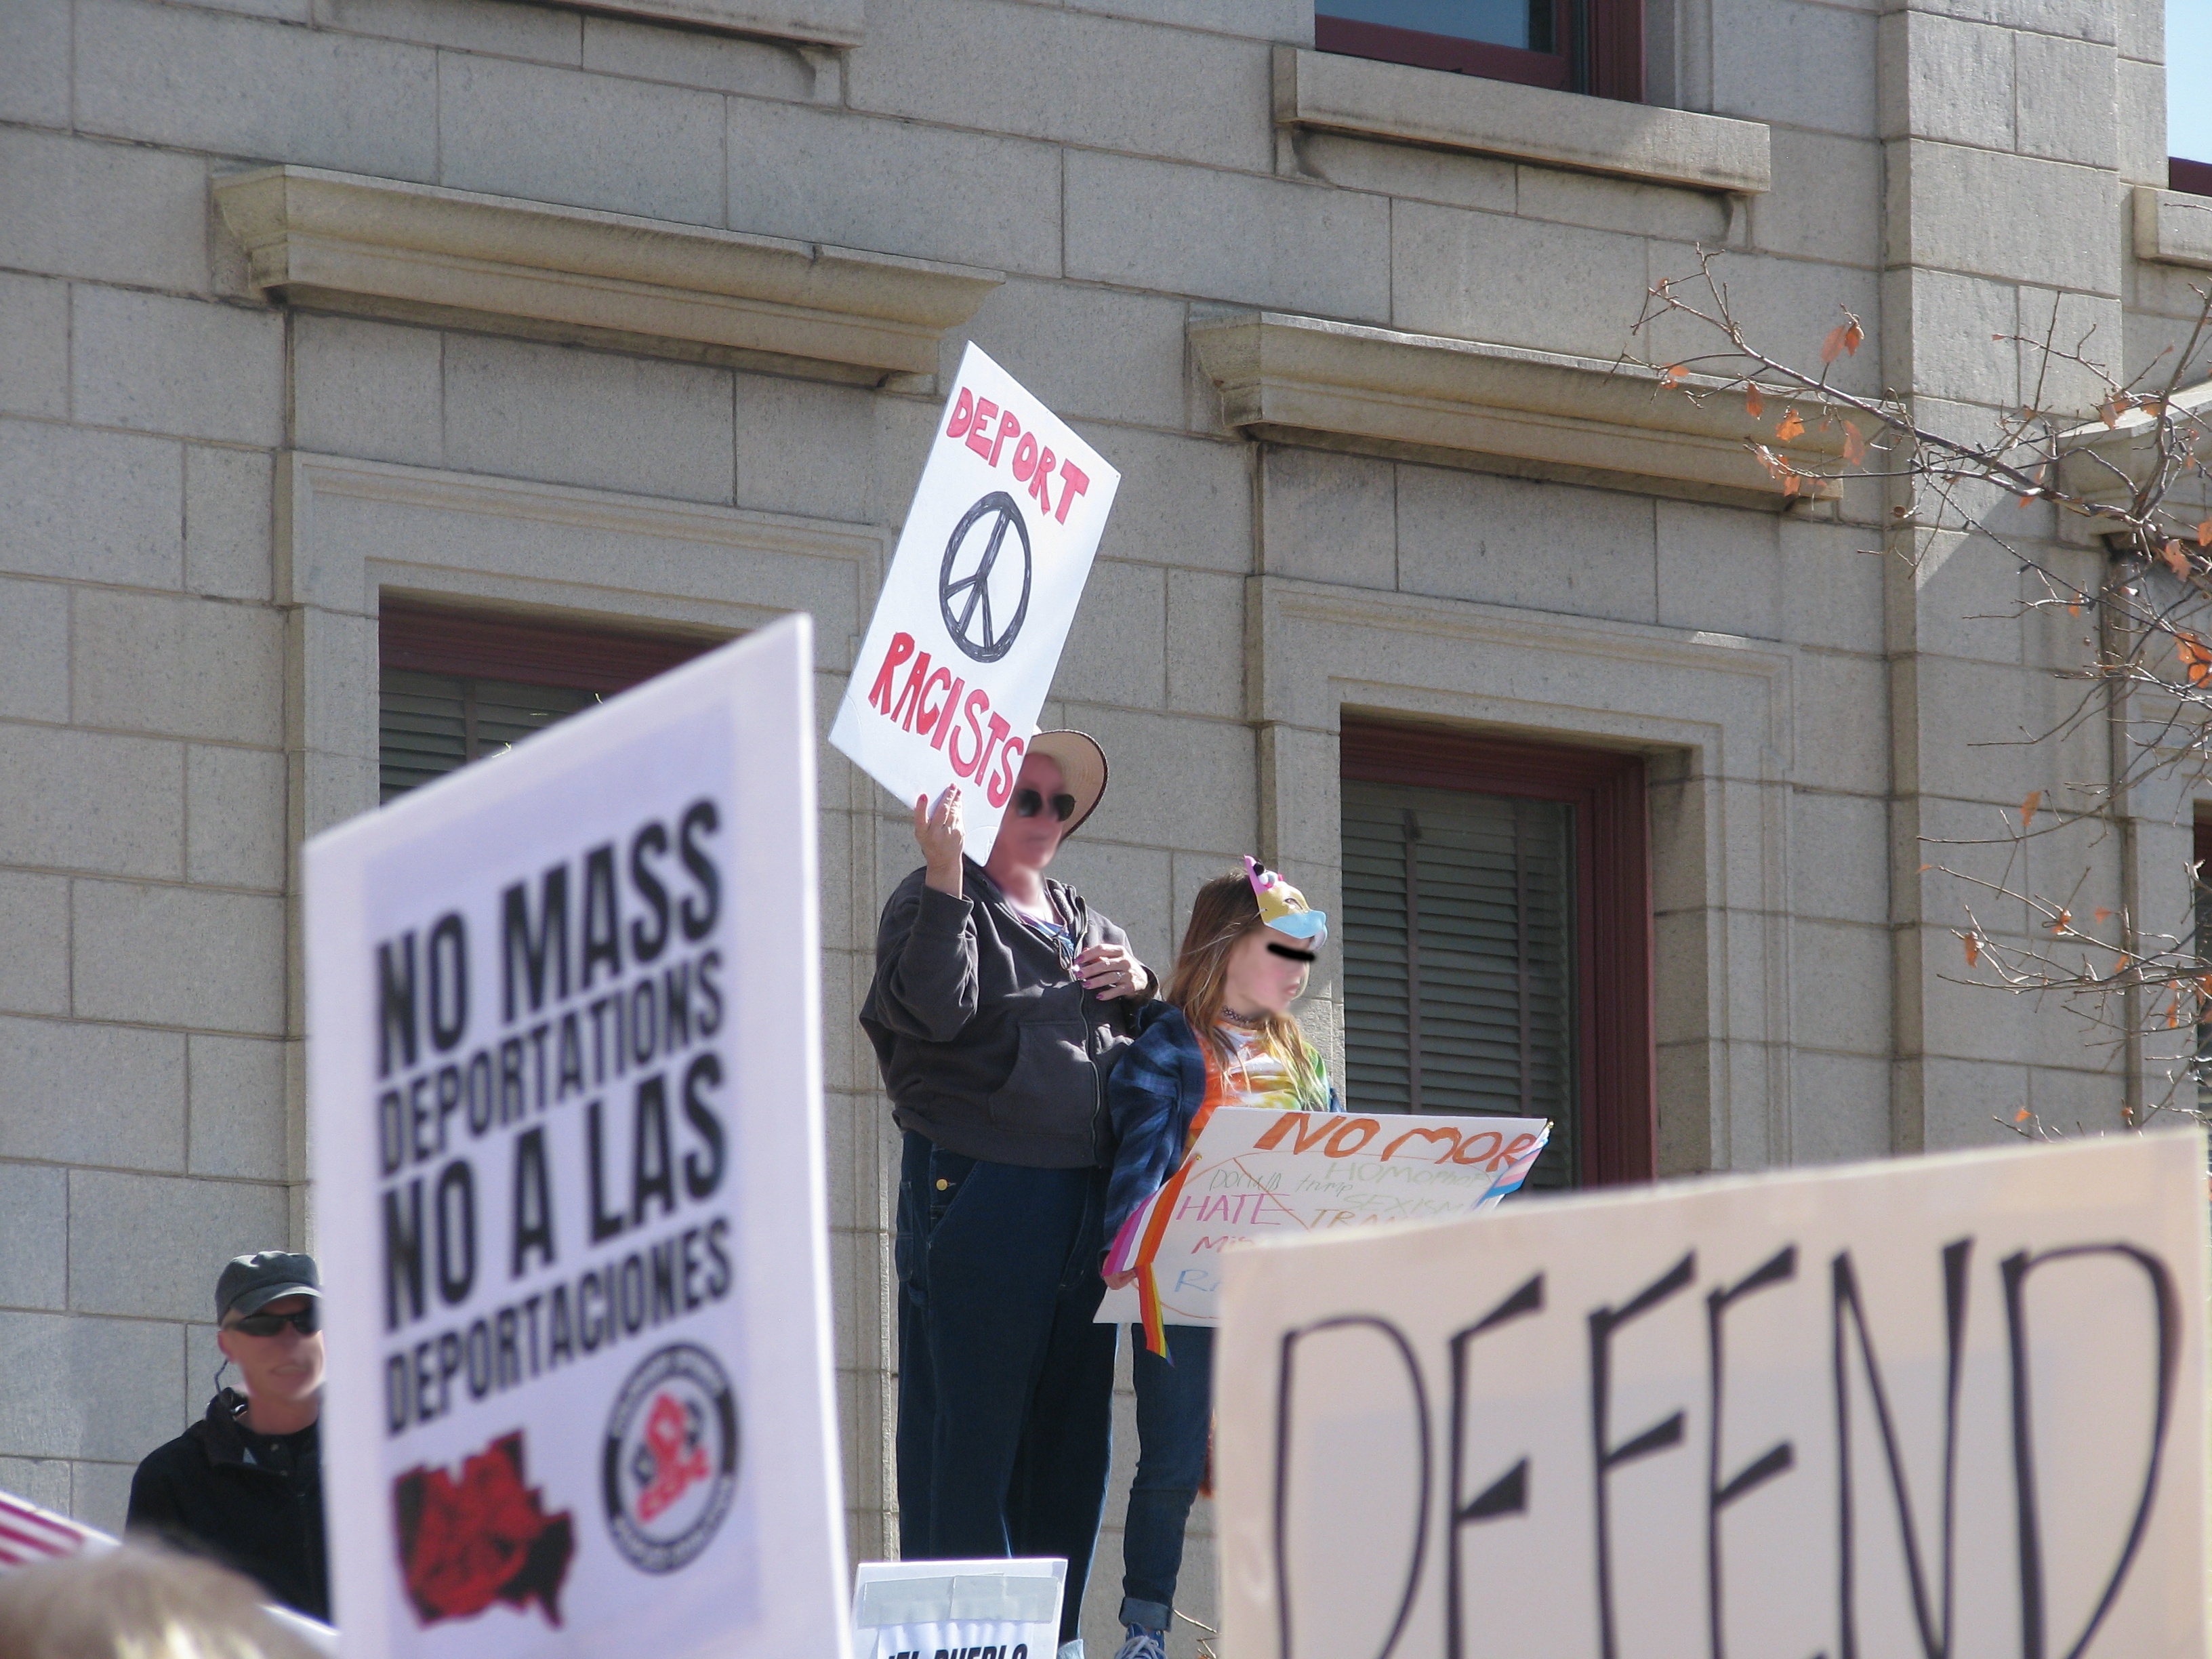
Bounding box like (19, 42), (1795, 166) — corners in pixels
(851, 1559), (1063, 1659)
(828, 342), (1120, 859)
(1213, 1132), (2209, 1659)
(1097, 1109), (1548, 1328)
(304, 617), (848, 1659)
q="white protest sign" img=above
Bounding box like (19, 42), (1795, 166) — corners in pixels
(828, 342), (1120, 858)
(304, 616), (848, 1659)
(1098, 1109), (1548, 1329)
(1213, 1132), (2209, 1659)
(851, 1558), (1063, 1659)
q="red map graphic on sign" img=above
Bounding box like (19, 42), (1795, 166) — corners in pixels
(394, 1431), (574, 1629)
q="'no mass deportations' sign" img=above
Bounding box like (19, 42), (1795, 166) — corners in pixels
(305, 617), (848, 1659)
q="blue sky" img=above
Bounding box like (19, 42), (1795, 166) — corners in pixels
(2173, 0), (2212, 161)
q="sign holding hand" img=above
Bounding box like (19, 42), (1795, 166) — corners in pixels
(830, 344), (1120, 859)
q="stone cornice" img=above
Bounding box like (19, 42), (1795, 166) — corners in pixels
(1273, 46), (1770, 195)
(213, 166), (1002, 383)
(2132, 185), (2212, 270)
(1191, 310), (1844, 510)
(585, 0), (860, 47)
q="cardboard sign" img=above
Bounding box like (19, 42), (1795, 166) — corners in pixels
(851, 1559), (1063, 1659)
(1212, 1132), (2209, 1659)
(828, 343), (1120, 858)
(1099, 1109), (1548, 1329)
(304, 617), (848, 1659)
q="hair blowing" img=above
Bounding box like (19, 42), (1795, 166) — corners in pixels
(1166, 870), (1319, 1074)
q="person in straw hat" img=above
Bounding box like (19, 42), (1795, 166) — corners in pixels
(861, 731), (1156, 1659)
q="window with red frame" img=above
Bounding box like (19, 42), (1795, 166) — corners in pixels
(378, 601), (721, 802)
(1314, 0), (1644, 102)
(1339, 720), (1655, 1190)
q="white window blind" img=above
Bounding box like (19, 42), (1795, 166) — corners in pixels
(378, 669), (599, 802)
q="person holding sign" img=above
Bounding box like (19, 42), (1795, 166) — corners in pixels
(1097, 860), (1339, 1659)
(861, 731), (1157, 1659)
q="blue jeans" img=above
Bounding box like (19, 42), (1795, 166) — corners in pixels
(1120, 1322), (1214, 1633)
(895, 1131), (1118, 1645)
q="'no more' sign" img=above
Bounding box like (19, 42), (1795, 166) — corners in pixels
(830, 343), (1120, 857)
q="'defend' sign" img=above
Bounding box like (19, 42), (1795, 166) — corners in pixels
(827, 342), (1120, 859)
(305, 617), (848, 1659)
(1212, 1133), (2208, 1659)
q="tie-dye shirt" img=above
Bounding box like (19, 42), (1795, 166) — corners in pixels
(1204, 1022), (1334, 1118)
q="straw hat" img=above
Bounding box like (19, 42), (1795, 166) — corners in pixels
(1022, 730), (1109, 837)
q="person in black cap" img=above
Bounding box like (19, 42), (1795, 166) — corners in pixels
(862, 733), (1155, 1659)
(127, 1251), (329, 1622)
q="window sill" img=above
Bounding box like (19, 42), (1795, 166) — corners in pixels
(1189, 310), (1843, 510)
(2133, 185), (2212, 271)
(584, 0), (860, 47)
(212, 167), (1001, 385)
(1273, 45), (1770, 195)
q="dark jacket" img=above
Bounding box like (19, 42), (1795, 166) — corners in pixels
(861, 858), (1153, 1168)
(1104, 1004), (1343, 1245)
(127, 1389), (328, 1621)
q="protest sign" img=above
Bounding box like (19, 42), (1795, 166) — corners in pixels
(828, 343), (1120, 859)
(1098, 1109), (1548, 1338)
(304, 615), (847, 1659)
(851, 1559), (1063, 1659)
(1212, 1131), (2209, 1659)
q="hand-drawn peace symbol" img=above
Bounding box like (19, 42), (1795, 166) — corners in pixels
(939, 491), (1033, 663)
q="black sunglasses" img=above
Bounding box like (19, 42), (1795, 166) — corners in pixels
(224, 1305), (321, 1338)
(1012, 787), (1077, 822)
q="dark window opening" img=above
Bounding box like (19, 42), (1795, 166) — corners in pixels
(377, 600), (720, 802)
(1314, 0), (1643, 102)
(1340, 720), (1654, 1189)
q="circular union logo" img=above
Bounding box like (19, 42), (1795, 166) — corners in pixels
(939, 491), (1033, 663)
(600, 1343), (739, 1574)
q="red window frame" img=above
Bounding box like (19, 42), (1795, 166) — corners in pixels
(1341, 718), (1656, 1186)
(2172, 158), (2212, 199)
(1313, 0), (1645, 103)
(378, 599), (720, 694)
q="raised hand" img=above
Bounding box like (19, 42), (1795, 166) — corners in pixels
(914, 786), (965, 897)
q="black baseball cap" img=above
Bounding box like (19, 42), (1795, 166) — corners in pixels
(216, 1251), (321, 1324)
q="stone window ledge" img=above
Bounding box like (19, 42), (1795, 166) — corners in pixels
(2133, 186), (2212, 270)
(1273, 46), (1770, 195)
(1190, 310), (1841, 510)
(586, 0), (859, 47)
(213, 167), (1001, 386)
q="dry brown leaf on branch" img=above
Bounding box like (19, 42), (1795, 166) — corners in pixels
(1964, 935), (1981, 967)
(2198, 518), (2212, 549)
(2015, 1107), (2032, 1123)
(1660, 363), (1687, 388)
(2050, 909), (2072, 932)
(1745, 384), (1765, 417)
(2099, 394), (2127, 428)
(1776, 408), (1806, 442)
(1782, 470), (1802, 498)
(2020, 790), (2042, 827)
(1843, 420), (1867, 465)
(1843, 318), (1864, 355)
(2095, 907), (2114, 924)
(2182, 632), (2212, 686)
(2163, 539), (2191, 577)
(1821, 316), (1864, 363)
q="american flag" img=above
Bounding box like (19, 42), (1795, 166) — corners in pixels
(0, 1488), (114, 1572)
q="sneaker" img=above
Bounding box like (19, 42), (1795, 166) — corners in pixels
(1111, 1628), (1168, 1659)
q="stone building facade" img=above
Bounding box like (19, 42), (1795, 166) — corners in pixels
(0, 0), (2200, 1650)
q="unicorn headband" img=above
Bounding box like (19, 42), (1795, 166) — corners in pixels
(1244, 856), (1328, 945)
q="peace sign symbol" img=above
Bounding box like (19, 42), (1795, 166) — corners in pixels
(939, 491), (1032, 663)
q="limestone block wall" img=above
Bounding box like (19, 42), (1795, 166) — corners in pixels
(0, 0), (2184, 1654)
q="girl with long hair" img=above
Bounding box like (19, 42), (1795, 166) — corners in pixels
(1097, 859), (1340, 1659)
